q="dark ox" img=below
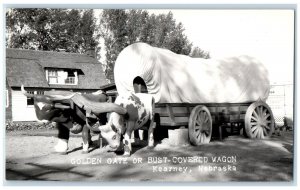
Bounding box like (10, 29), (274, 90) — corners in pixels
(21, 85), (126, 154)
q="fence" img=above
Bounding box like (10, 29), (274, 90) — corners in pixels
(266, 83), (293, 126)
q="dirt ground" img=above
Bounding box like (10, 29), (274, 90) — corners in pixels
(5, 129), (294, 182)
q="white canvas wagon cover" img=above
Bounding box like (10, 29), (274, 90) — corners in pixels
(114, 43), (270, 104)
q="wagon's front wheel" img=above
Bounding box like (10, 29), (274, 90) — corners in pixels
(188, 105), (212, 145)
(245, 101), (274, 139)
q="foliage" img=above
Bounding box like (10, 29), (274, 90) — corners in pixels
(99, 9), (128, 82)
(6, 8), (99, 56)
(100, 10), (194, 82)
(190, 46), (211, 59)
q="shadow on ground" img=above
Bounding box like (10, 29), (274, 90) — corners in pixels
(5, 130), (293, 182)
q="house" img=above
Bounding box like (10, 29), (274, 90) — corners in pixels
(6, 48), (109, 122)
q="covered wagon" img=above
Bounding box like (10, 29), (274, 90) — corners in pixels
(114, 43), (274, 145)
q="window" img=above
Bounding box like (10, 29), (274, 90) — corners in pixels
(26, 91), (34, 106)
(65, 70), (76, 84)
(48, 70), (58, 84)
(65, 77), (75, 84)
(47, 69), (77, 85)
(26, 91), (44, 106)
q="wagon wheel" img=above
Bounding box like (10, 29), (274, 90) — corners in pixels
(188, 105), (212, 145)
(245, 101), (274, 139)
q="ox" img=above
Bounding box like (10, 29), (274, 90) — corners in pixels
(21, 85), (123, 154)
(86, 93), (156, 156)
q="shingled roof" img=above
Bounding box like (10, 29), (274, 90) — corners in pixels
(6, 48), (109, 89)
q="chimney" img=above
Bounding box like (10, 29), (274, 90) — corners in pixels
(85, 49), (96, 58)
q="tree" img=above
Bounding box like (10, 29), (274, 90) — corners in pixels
(190, 46), (211, 59)
(79, 10), (98, 52)
(6, 9), (52, 50)
(100, 10), (194, 82)
(99, 9), (128, 82)
(6, 8), (99, 54)
(164, 22), (192, 55)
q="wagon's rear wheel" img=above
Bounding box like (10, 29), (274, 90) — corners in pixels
(245, 101), (274, 139)
(188, 105), (212, 145)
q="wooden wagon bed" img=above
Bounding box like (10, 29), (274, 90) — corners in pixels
(154, 101), (275, 145)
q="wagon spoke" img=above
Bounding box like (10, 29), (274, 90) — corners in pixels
(257, 128), (261, 138)
(202, 133), (207, 141)
(262, 108), (267, 116)
(251, 122), (258, 126)
(252, 110), (259, 119)
(202, 126), (210, 136)
(263, 113), (271, 120)
(253, 127), (259, 137)
(197, 115), (202, 125)
(251, 116), (258, 122)
(196, 129), (201, 137)
(198, 113), (202, 122)
(259, 106), (263, 117)
(264, 125), (270, 131)
(200, 112), (205, 122)
(260, 128), (265, 139)
(203, 133), (207, 142)
(251, 126), (258, 133)
(198, 132), (202, 142)
(261, 121), (271, 128)
(203, 130), (210, 136)
(195, 120), (201, 127)
(203, 112), (209, 123)
(263, 127), (268, 136)
(254, 108), (260, 117)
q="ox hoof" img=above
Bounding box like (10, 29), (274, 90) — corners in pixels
(70, 124), (83, 134)
(54, 139), (68, 154)
(123, 152), (131, 157)
(147, 146), (154, 150)
(81, 150), (89, 154)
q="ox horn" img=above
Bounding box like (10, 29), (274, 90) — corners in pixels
(21, 85), (34, 98)
(89, 102), (127, 115)
(71, 94), (127, 115)
(46, 94), (76, 101)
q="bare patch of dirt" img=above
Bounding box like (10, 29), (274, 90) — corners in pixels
(5, 129), (294, 182)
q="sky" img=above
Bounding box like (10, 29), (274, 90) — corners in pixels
(146, 9), (295, 84)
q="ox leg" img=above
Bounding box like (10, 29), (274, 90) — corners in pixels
(123, 130), (132, 156)
(55, 122), (69, 154)
(82, 125), (91, 154)
(138, 130), (144, 141)
(148, 121), (156, 148)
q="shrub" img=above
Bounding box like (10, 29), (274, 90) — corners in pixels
(5, 120), (56, 131)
